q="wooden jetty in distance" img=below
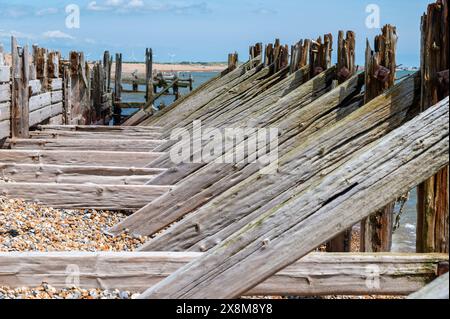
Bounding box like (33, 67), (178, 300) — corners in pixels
(0, 0), (448, 299)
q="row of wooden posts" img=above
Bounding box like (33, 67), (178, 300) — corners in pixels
(0, 37), (115, 142)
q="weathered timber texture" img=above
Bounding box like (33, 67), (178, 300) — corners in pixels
(408, 272), (449, 299)
(136, 72), (416, 248)
(0, 252), (445, 296)
(0, 183), (172, 210)
(11, 38), (29, 138)
(327, 30), (357, 252)
(110, 66), (343, 236)
(0, 164), (165, 185)
(144, 56), (262, 128)
(0, 150), (164, 167)
(139, 97), (449, 299)
(39, 124), (162, 132)
(417, 0), (449, 254)
(29, 130), (162, 140)
(7, 138), (166, 152)
(361, 24), (398, 253)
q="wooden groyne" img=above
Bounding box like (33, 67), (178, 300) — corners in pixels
(0, 0), (448, 300)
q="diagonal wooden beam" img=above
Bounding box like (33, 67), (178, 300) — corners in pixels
(0, 252), (445, 297)
(139, 97), (449, 299)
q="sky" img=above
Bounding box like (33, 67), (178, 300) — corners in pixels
(0, 0), (432, 66)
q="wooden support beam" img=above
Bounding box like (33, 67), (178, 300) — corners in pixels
(145, 48), (153, 105)
(0, 183), (172, 210)
(113, 53), (122, 125)
(0, 150), (164, 167)
(11, 37), (30, 138)
(139, 97), (449, 299)
(0, 252), (445, 296)
(0, 163), (165, 185)
(38, 124), (162, 132)
(7, 138), (167, 152)
(327, 30), (357, 252)
(227, 52), (238, 71)
(29, 130), (162, 140)
(417, 0), (449, 254)
(408, 272), (449, 299)
(111, 66), (340, 237)
(361, 24), (398, 253)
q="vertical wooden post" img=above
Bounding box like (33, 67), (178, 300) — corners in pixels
(309, 34), (333, 78)
(62, 64), (71, 125)
(326, 30), (357, 253)
(10, 37), (29, 138)
(289, 40), (310, 74)
(113, 53), (122, 125)
(360, 25), (398, 252)
(103, 51), (112, 93)
(227, 52), (238, 71)
(173, 74), (180, 101)
(417, 0), (449, 253)
(145, 48), (154, 105)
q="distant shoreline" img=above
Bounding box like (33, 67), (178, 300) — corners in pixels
(115, 62), (227, 77)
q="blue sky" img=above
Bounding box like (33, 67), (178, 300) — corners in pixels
(0, 0), (431, 66)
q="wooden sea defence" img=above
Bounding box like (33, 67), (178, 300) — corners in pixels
(0, 0), (448, 300)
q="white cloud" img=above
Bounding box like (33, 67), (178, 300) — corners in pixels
(106, 0), (124, 6)
(36, 7), (59, 16)
(42, 30), (75, 40)
(86, 0), (209, 14)
(127, 0), (144, 8)
(85, 38), (97, 44)
(87, 1), (109, 11)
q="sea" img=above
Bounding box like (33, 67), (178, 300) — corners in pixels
(121, 69), (419, 252)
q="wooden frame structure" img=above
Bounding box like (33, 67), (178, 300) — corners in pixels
(0, 0), (448, 300)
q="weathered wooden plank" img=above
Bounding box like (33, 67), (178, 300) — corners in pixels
(111, 70), (360, 237)
(8, 137), (166, 152)
(0, 163), (166, 185)
(29, 130), (163, 140)
(28, 79), (42, 96)
(0, 183), (172, 210)
(408, 272), (449, 299)
(123, 109), (152, 126)
(417, 0), (449, 254)
(139, 97), (449, 299)
(0, 83), (10, 103)
(0, 102), (10, 122)
(0, 66), (10, 83)
(39, 124), (162, 133)
(29, 102), (63, 127)
(49, 78), (62, 91)
(51, 90), (63, 104)
(0, 252), (445, 296)
(0, 150), (164, 167)
(29, 92), (51, 112)
(0, 120), (10, 140)
(145, 56), (262, 128)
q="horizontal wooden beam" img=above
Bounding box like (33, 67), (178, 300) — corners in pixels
(38, 125), (162, 133)
(0, 252), (445, 296)
(7, 138), (167, 152)
(0, 150), (164, 167)
(29, 103), (63, 127)
(0, 183), (172, 210)
(0, 163), (166, 185)
(29, 130), (162, 140)
(140, 97), (449, 299)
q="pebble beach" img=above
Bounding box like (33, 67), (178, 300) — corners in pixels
(0, 197), (404, 300)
